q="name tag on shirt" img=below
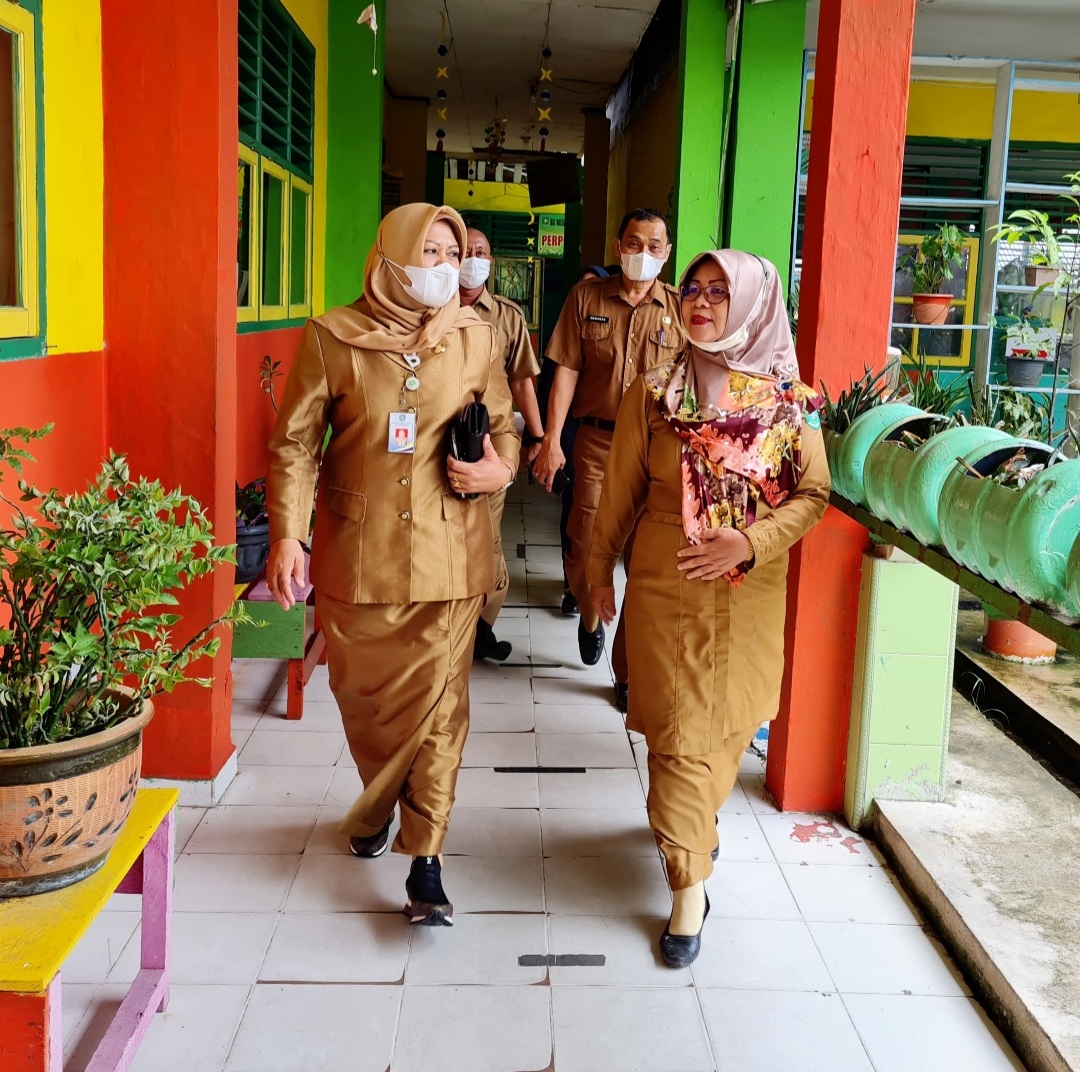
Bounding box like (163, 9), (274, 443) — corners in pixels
(586, 315), (609, 323)
(388, 411), (417, 454)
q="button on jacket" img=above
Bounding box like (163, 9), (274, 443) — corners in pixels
(267, 316), (520, 606)
(472, 287), (540, 383)
(545, 274), (684, 421)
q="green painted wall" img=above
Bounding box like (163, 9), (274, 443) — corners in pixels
(671, 0), (727, 278)
(726, 0), (806, 290)
(325, 0), (385, 308)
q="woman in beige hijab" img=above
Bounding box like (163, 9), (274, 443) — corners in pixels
(588, 250), (830, 966)
(265, 204), (519, 926)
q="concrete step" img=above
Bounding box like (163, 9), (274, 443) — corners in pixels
(875, 693), (1080, 1072)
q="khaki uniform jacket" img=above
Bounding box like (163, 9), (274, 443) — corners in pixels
(472, 288), (540, 383)
(267, 317), (520, 605)
(545, 274), (684, 423)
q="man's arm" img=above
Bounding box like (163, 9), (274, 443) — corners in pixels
(531, 364), (579, 489)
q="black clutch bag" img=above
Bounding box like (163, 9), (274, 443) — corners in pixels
(449, 401), (489, 499)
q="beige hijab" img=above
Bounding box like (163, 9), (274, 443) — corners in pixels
(319, 203), (483, 354)
(678, 250), (800, 408)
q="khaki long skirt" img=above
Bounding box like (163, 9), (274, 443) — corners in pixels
(317, 592), (484, 857)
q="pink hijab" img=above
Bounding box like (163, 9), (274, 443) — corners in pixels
(677, 250), (799, 408)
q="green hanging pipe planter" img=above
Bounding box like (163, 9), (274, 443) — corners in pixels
(862, 413), (947, 532)
(832, 403), (926, 506)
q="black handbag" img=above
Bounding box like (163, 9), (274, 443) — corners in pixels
(448, 401), (489, 500)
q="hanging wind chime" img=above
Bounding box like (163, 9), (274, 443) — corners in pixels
(435, 14), (450, 153)
(357, 4), (379, 76)
(537, 44), (553, 152)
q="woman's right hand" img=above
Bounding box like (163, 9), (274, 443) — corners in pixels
(266, 538), (306, 610)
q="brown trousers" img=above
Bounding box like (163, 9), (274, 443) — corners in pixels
(647, 723), (760, 890)
(318, 592), (484, 857)
(480, 487), (509, 628)
(564, 424), (635, 681)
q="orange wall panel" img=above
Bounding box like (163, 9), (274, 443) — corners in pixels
(236, 326), (303, 485)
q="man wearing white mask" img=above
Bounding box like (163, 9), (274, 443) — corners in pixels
(534, 209), (682, 710)
(459, 226), (545, 663)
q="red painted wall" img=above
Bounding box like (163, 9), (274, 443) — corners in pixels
(101, 1), (239, 781)
(0, 352), (107, 494)
(236, 326), (303, 484)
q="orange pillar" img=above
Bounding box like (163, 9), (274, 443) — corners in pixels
(100, 3), (238, 782)
(766, 0), (916, 812)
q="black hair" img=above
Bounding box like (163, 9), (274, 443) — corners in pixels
(617, 209), (671, 243)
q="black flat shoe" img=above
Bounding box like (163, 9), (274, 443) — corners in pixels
(405, 855), (454, 926)
(659, 893), (710, 968)
(560, 589), (579, 616)
(474, 619), (512, 663)
(348, 810), (394, 858)
(577, 619), (605, 666)
(614, 681), (628, 713)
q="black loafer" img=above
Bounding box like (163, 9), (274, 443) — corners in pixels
(577, 620), (605, 666)
(405, 855), (454, 926)
(474, 619), (512, 663)
(349, 810), (394, 858)
(659, 893), (710, 968)
(560, 589), (579, 616)
(614, 681), (628, 713)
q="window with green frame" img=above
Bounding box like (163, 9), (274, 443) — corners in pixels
(237, 0), (314, 325)
(0, 0), (40, 348)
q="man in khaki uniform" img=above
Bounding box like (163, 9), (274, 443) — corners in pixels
(533, 209), (682, 710)
(459, 226), (545, 662)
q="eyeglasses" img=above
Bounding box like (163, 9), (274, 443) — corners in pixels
(680, 283), (729, 304)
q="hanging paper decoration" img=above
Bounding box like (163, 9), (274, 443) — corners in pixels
(537, 41), (554, 144)
(357, 4), (379, 76)
(436, 128), (446, 152)
(434, 12), (450, 153)
(539, 126), (549, 153)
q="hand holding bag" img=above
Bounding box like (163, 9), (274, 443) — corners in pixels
(448, 401), (489, 500)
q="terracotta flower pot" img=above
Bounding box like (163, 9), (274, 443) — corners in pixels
(982, 618), (1057, 664)
(911, 293), (952, 325)
(0, 696), (154, 897)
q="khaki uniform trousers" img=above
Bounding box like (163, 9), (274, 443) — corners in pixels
(647, 723), (760, 890)
(318, 592), (484, 857)
(565, 424), (635, 681)
(480, 487), (509, 628)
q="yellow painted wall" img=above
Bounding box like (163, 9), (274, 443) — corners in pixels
(279, 0), (328, 313)
(383, 91), (428, 207)
(605, 72), (679, 254)
(443, 179), (564, 215)
(41, 1), (103, 355)
(806, 79), (1080, 143)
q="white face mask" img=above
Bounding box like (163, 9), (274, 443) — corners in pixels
(458, 256), (491, 289)
(387, 257), (460, 308)
(694, 322), (750, 354)
(620, 250), (667, 282)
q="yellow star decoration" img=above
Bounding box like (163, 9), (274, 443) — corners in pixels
(537, 107), (552, 121)
(436, 66), (449, 79)
(437, 107), (447, 120)
(527, 237), (535, 247)
(539, 67), (553, 82)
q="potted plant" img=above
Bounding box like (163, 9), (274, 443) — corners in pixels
(994, 314), (1054, 388)
(235, 477), (270, 583)
(900, 223), (965, 325)
(0, 426), (244, 896)
(989, 208), (1064, 289)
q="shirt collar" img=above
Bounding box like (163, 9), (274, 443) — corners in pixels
(603, 274), (667, 307)
(472, 287), (495, 312)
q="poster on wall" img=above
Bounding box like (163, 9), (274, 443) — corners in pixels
(537, 214), (565, 258)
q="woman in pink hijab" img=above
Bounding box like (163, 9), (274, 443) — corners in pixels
(588, 250), (830, 967)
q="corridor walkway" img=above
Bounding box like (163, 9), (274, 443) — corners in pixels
(60, 480), (1024, 1072)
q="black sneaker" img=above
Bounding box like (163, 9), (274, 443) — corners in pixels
(577, 620), (605, 666)
(560, 589), (579, 616)
(474, 619), (512, 662)
(405, 856), (454, 926)
(614, 681), (628, 713)
(348, 810), (394, 858)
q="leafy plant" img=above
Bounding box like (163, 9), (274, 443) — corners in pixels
(259, 355), (282, 413)
(900, 223), (965, 295)
(819, 362), (897, 435)
(0, 427), (246, 750)
(989, 209), (1062, 271)
(236, 478), (268, 528)
(893, 347), (971, 417)
(964, 381), (1051, 441)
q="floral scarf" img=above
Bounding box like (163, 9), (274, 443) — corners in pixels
(644, 354), (822, 586)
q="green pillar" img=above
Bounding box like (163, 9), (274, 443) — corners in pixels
(671, 0), (728, 279)
(725, 0), (807, 290)
(325, 0), (385, 308)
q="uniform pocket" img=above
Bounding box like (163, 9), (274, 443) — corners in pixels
(582, 317), (615, 363)
(321, 484), (367, 522)
(648, 327), (678, 350)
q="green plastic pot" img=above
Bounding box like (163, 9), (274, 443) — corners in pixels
(862, 413), (947, 531)
(833, 404), (926, 506)
(903, 426), (1012, 547)
(938, 438), (1053, 584)
(1004, 460), (1080, 616)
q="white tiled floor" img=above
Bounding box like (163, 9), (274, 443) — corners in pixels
(61, 481), (1026, 1072)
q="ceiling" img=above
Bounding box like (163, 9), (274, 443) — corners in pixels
(384, 0), (659, 156)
